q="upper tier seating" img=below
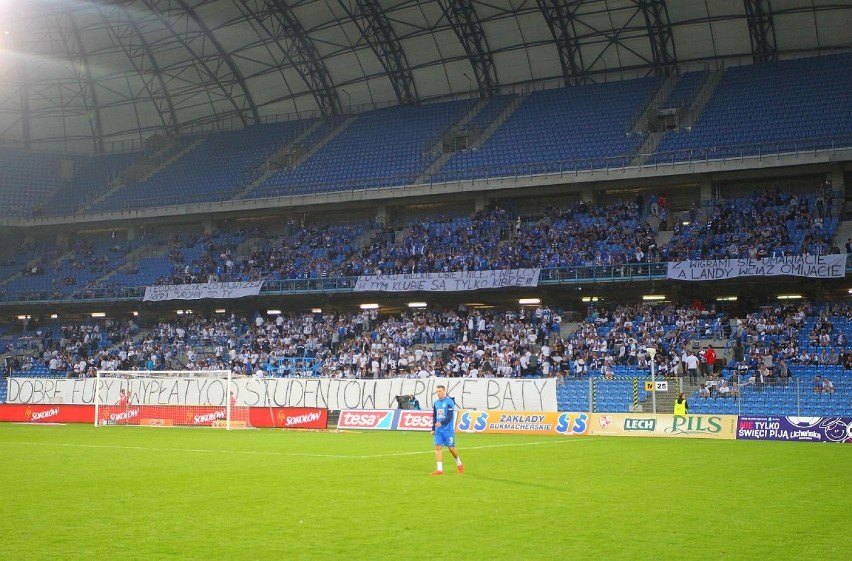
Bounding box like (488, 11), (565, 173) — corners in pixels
(90, 120), (311, 211)
(0, 147), (68, 218)
(660, 70), (708, 110)
(252, 101), (474, 197)
(653, 54), (852, 163)
(435, 77), (657, 180)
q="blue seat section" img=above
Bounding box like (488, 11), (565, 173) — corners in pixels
(0, 236), (130, 298)
(593, 378), (634, 412)
(0, 147), (68, 218)
(42, 151), (141, 216)
(252, 100), (474, 197)
(91, 120), (311, 211)
(557, 379), (590, 412)
(660, 71), (708, 110)
(662, 192), (838, 260)
(467, 94), (516, 130)
(0, 378), (6, 402)
(0, 246), (44, 286)
(435, 77), (657, 181)
(652, 54), (852, 163)
(689, 361), (852, 416)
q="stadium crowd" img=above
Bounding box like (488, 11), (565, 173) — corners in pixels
(1, 186), (840, 302)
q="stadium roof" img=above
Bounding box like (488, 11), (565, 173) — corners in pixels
(0, 0), (849, 154)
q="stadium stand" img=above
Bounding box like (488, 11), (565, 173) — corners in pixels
(89, 120), (311, 212)
(0, 147), (69, 218)
(652, 54), (852, 163)
(659, 71), (709, 111)
(435, 77), (658, 181)
(251, 101), (475, 196)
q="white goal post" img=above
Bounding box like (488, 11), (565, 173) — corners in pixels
(94, 370), (251, 430)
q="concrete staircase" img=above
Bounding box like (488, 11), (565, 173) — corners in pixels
(634, 377), (684, 413)
(80, 136), (207, 213)
(630, 131), (666, 166)
(654, 228), (674, 247)
(416, 99), (489, 183)
(832, 220), (852, 249)
(680, 69), (725, 129)
(473, 94), (526, 149)
(237, 116), (355, 199)
(421, 94), (527, 183)
(628, 71), (680, 134)
(93, 243), (168, 286)
(235, 120), (326, 199)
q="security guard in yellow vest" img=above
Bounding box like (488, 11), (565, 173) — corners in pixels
(673, 393), (688, 416)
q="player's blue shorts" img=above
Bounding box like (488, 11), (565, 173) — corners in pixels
(434, 429), (455, 447)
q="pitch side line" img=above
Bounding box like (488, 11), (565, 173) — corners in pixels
(363, 438), (591, 459)
(0, 437), (590, 460)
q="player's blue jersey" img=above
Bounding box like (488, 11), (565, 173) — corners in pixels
(433, 396), (455, 431)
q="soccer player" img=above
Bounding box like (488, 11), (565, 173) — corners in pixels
(432, 385), (463, 475)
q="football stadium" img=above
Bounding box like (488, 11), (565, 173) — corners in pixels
(0, 1), (850, 560)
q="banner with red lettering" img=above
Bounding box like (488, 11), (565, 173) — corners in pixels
(335, 409), (435, 431)
(252, 407), (328, 429)
(0, 404), (94, 423)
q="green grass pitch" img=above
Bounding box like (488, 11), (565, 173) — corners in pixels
(0, 423), (848, 561)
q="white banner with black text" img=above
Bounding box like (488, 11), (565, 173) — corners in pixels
(7, 377), (557, 412)
(354, 269), (541, 292)
(667, 255), (846, 281)
(143, 281), (264, 302)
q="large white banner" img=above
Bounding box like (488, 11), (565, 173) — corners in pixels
(667, 255), (846, 281)
(7, 377), (557, 412)
(143, 281), (264, 302)
(354, 269), (541, 292)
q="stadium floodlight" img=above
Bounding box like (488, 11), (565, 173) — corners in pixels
(642, 295), (665, 301)
(215, 309), (226, 314)
(518, 298), (541, 305)
(91, 312), (106, 318)
(94, 370), (250, 430)
(267, 309), (282, 315)
(360, 303), (379, 309)
(777, 294), (802, 300)
(581, 296), (601, 302)
(50, 314), (58, 319)
(408, 302), (427, 308)
(716, 296), (738, 301)
(311, 308), (322, 313)
(16, 315), (30, 320)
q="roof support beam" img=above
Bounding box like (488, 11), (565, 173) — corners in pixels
(173, 0), (259, 125)
(256, 0), (342, 117)
(438, 0), (498, 98)
(97, 3), (180, 135)
(64, 11), (105, 154)
(536, 0), (588, 86)
(339, 0), (417, 105)
(12, 10), (31, 150)
(137, 0), (256, 128)
(636, 0), (676, 73)
(744, 0), (778, 64)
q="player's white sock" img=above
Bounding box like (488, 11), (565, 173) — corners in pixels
(455, 457), (462, 466)
(437, 461), (443, 472)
